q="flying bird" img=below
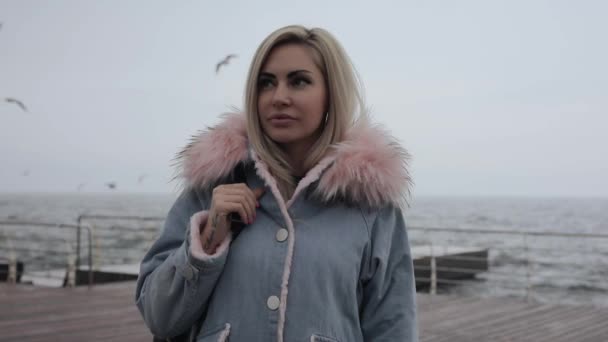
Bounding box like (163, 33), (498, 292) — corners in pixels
(105, 182), (117, 190)
(137, 174), (148, 184)
(5, 98), (28, 112)
(215, 54), (237, 74)
(77, 183), (86, 191)
(21, 170), (30, 177)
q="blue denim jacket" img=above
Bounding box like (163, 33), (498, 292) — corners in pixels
(136, 113), (417, 341)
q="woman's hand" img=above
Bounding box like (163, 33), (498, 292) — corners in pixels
(200, 183), (265, 253)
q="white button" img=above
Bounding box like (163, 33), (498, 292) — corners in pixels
(267, 295), (280, 310)
(275, 228), (289, 242)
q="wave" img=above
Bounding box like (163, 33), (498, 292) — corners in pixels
(491, 251), (528, 267)
(532, 281), (608, 293)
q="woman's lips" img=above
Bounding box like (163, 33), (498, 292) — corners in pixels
(268, 114), (296, 126)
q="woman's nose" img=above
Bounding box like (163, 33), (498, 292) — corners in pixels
(271, 83), (291, 107)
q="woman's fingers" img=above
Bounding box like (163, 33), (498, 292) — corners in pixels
(238, 184), (265, 214)
(220, 184), (260, 222)
(216, 194), (254, 224)
(233, 185), (257, 220)
(252, 187), (265, 200)
(201, 183), (266, 253)
(212, 183), (265, 224)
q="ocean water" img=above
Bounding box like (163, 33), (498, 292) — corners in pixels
(405, 197), (608, 307)
(0, 193), (606, 306)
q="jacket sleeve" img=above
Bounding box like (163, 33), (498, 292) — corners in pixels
(359, 205), (418, 341)
(135, 188), (232, 338)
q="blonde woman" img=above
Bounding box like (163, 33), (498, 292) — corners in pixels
(136, 25), (417, 342)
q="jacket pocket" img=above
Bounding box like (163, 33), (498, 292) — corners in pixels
(310, 334), (339, 342)
(196, 323), (231, 342)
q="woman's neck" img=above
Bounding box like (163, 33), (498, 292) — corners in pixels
(281, 142), (311, 177)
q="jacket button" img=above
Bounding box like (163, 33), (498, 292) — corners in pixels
(267, 295), (280, 310)
(275, 228), (289, 242)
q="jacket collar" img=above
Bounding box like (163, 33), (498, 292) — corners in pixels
(176, 112), (412, 208)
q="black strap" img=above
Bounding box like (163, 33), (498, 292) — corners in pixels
(229, 163), (247, 237)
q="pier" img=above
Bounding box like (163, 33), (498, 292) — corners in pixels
(2, 219), (608, 341)
(1, 281), (607, 342)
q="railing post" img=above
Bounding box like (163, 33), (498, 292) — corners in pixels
(76, 215), (82, 271)
(8, 252), (17, 284)
(66, 254), (76, 287)
(430, 244), (437, 295)
(524, 232), (532, 302)
(88, 224), (94, 287)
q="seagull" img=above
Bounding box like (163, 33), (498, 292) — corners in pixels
(77, 183), (86, 191)
(5, 98), (28, 112)
(137, 174), (148, 184)
(105, 182), (117, 190)
(22, 170), (30, 177)
(216, 54), (237, 74)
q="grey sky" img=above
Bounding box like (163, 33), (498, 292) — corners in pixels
(1, 0), (606, 197)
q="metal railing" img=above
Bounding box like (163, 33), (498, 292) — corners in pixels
(0, 220), (94, 287)
(3, 215), (606, 307)
(408, 226), (608, 306)
(76, 214), (164, 270)
(1, 214), (164, 287)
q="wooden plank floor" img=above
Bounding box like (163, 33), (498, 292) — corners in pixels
(0, 282), (150, 342)
(417, 294), (608, 342)
(1, 282), (607, 342)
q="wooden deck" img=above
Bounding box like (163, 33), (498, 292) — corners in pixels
(417, 294), (608, 342)
(1, 282), (607, 342)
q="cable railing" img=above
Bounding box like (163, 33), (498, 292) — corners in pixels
(408, 226), (608, 306)
(73, 214), (164, 285)
(0, 220), (93, 287)
(0, 215), (164, 287)
(75, 214), (165, 270)
(2, 215), (607, 308)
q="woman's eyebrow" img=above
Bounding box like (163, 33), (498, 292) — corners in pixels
(287, 70), (312, 77)
(259, 70), (312, 78)
(259, 72), (276, 78)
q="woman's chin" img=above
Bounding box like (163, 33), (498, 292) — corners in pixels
(264, 129), (301, 144)
(267, 134), (297, 145)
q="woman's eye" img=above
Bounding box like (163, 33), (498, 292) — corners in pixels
(258, 78), (274, 89)
(292, 77), (310, 88)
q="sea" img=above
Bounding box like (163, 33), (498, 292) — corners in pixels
(0, 193), (606, 307)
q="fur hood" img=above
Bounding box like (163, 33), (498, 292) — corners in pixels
(176, 113), (412, 208)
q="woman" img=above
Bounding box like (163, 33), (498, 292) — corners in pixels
(136, 25), (417, 342)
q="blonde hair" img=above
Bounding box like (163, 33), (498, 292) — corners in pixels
(245, 25), (366, 200)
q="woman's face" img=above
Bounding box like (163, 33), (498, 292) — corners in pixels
(257, 43), (327, 152)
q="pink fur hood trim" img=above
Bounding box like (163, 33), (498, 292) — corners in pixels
(176, 113), (412, 208)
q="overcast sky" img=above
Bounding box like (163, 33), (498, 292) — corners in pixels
(1, 0), (606, 197)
